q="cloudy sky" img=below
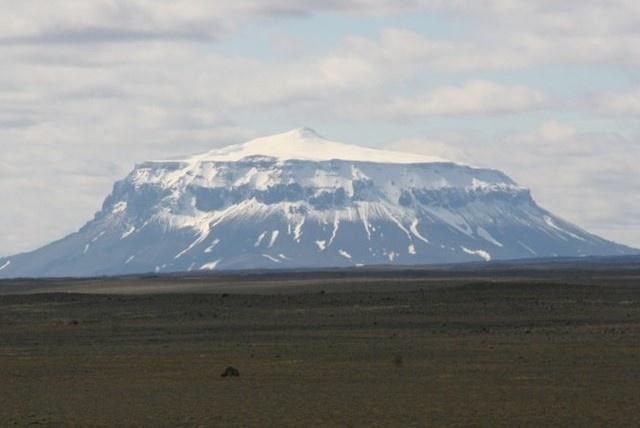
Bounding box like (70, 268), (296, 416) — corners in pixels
(1, 0), (639, 256)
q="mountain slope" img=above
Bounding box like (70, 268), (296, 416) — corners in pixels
(0, 128), (635, 278)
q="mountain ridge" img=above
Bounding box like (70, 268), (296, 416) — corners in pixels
(0, 128), (636, 278)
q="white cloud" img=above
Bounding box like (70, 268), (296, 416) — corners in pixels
(0, 1), (443, 44)
(338, 26), (640, 73)
(598, 88), (640, 116)
(342, 80), (547, 119)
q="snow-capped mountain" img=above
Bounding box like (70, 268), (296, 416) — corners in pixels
(0, 127), (635, 278)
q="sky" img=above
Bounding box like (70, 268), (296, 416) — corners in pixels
(1, 0), (639, 256)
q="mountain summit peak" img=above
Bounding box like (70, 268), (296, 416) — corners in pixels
(289, 126), (323, 139)
(177, 128), (451, 165)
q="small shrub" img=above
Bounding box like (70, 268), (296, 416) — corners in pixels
(221, 366), (240, 377)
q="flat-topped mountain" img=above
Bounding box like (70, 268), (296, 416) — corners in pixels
(0, 128), (635, 278)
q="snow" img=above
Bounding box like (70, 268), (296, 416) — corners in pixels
(543, 215), (587, 242)
(518, 241), (537, 255)
(425, 207), (473, 236)
(351, 165), (370, 180)
(83, 244), (90, 254)
(200, 260), (221, 270)
(543, 215), (563, 232)
(233, 167), (258, 187)
(0, 260), (10, 271)
(204, 239), (221, 253)
(408, 244), (416, 255)
(461, 246), (492, 261)
(358, 205), (372, 240)
(315, 240), (327, 250)
(163, 128), (451, 165)
(380, 205), (412, 241)
(293, 218), (305, 242)
(471, 178), (493, 190)
(338, 249), (352, 259)
(410, 219), (430, 244)
(477, 227), (503, 247)
(328, 216), (340, 247)
(112, 201), (127, 214)
(121, 226), (136, 239)
(175, 233), (207, 259)
(254, 232), (267, 247)
(125, 255), (135, 264)
(168, 198), (263, 255)
(91, 231), (106, 242)
(262, 254), (281, 263)
(268, 230), (280, 248)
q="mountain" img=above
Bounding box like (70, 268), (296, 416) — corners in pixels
(0, 127), (636, 278)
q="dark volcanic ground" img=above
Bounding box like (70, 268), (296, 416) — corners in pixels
(1, 263), (639, 426)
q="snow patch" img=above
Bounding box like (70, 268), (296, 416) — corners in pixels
(262, 254), (281, 263)
(268, 230), (280, 248)
(0, 260), (11, 271)
(125, 255), (135, 264)
(461, 246), (492, 261)
(477, 227), (503, 247)
(91, 231), (106, 243)
(255, 231), (267, 247)
(543, 216), (586, 242)
(357, 204), (372, 240)
(328, 216), (340, 247)
(204, 239), (221, 253)
(173, 199), (261, 259)
(410, 219), (429, 244)
(112, 201), (127, 214)
(518, 241), (537, 255)
(383, 208), (412, 241)
(338, 249), (352, 259)
(315, 240), (326, 251)
(293, 217), (305, 242)
(351, 165), (370, 180)
(121, 226), (136, 239)
(200, 260), (221, 270)
(408, 244), (416, 255)
(175, 236), (205, 259)
(233, 167), (258, 187)
(425, 207), (473, 237)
